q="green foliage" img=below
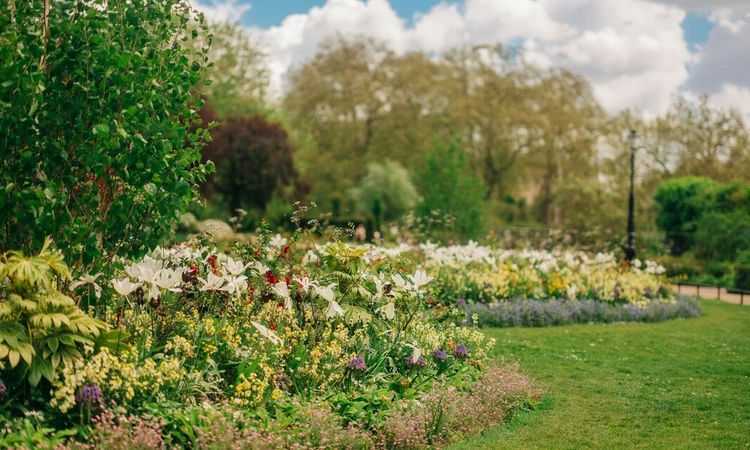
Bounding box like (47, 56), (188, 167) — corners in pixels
(0, 0), (214, 272)
(355, 160), (418, 225)
(735, 265), (750, 291)
(693, 210), (750, 262)
(416, 139), (488, 240)
(653, 176), (718, 233)
(0, 240), (108, 388)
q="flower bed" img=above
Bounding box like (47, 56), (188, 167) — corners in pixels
(0, 233), (541, 449)
(464, 296), (702, 328)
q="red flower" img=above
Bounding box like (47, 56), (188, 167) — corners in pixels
(269, 322), (277, 331)
(285, 277), (291, 286)
(189, 264), (198, 275)
(207, 256), (216, 269)
(276, 301), (285, 308)
(283, 245), (291, 255)
(265, 270), (278, 285)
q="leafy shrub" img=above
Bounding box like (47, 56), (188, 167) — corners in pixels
(355, 160), (418, 226)
(653, 177), (718, 254)
(0, 240), (109, 388)
(693, 210), (750, 261)
(735, 265), (750, 291)
(416, 139), (487, 240)
(0, 1), (214, 272)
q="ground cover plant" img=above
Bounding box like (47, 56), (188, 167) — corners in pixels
(446, 299), (750, 450)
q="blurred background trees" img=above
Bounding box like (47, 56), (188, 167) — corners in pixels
(189, 28), (750, 285)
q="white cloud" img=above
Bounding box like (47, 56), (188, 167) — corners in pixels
(711, 84), (750, 117)
(683, 6), (750, 117)
(193, 0), (251, 23)
(192, 0), (748, 117)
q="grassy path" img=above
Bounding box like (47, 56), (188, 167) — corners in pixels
(449, 299), (750, 449)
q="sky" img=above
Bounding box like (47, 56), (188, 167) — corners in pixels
(193, 0), (750, 118)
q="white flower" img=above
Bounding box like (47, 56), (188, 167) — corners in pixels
(302, 250), (319, 264)
(70, 273), (103, 299)
(409, 270), (434, 288)
(272, 281), (293, 310)
(111, 278), (140, 296)
(251, 321), (283, 346)
(314, 283), (337, 302)
(153, 269), (182, 292)
(199, 272), (225, 291)
(405, 343), (421, 362)
(294, 276), (316, 294)
(224, 257), (250, 276)
(392, 274), (406, 288)
(272, 281), (290, 299)
(221, 275), (248, 297)
(325, 299), (345, 318)
(377, 301), (395, 320)
(269, 234), (287, 250)
(252, 261), (270, 275)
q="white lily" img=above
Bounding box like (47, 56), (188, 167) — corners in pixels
(272, 281), (293, 310)
(409, 270), (434, 288)
(70, 273), (103, 299)
(294, 276), (316, 294)
(252, 261), (270, 275)
(251, 321), (283, 346)
(221, 275), (248, 297)
(269, 233), (287, 250)
(272, 281), (290, 299)
(405, 343), (421, 362)
(314, 283), (337, 302)
(377, 301), (395, 320)
(111, 278), (141, 296)
(198, 272), (225, 292)
(153, 269), (182, 292)
(372, 276), (384, 298)
(224, 257), (250, 277)
(325, 299), (345, 318)
(392, 273), (406, 288)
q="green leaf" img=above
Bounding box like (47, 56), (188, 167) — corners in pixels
(93, 123), (110, 135)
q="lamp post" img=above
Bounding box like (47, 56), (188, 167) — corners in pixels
(625, 129), (637, 262)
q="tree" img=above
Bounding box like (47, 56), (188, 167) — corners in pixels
(0, 0), (213, 272)
(355, 160), (417, 226)
(194, 21), (269, 118)
(417, 139), (488, 240)
(201, 114), (302, 215)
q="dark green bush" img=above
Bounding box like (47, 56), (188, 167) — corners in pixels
(735, 265), (750, 291)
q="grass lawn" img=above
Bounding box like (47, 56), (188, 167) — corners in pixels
(449, 299), (750, 450)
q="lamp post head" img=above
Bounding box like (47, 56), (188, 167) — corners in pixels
(628, 129), (637, 153)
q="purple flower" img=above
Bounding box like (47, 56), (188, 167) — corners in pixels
(347, 355), (367, 372)
(432, 349), (448, 362)
(643, 288), (652, 298)
(456, 298), (466, 307)
(76, 385), (103, 406)
(405, 355), (426, 368)
(453, 344), (469, 359)
(0, 379), (6, 398)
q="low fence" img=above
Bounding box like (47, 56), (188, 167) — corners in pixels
(673, 281), (750, 306)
